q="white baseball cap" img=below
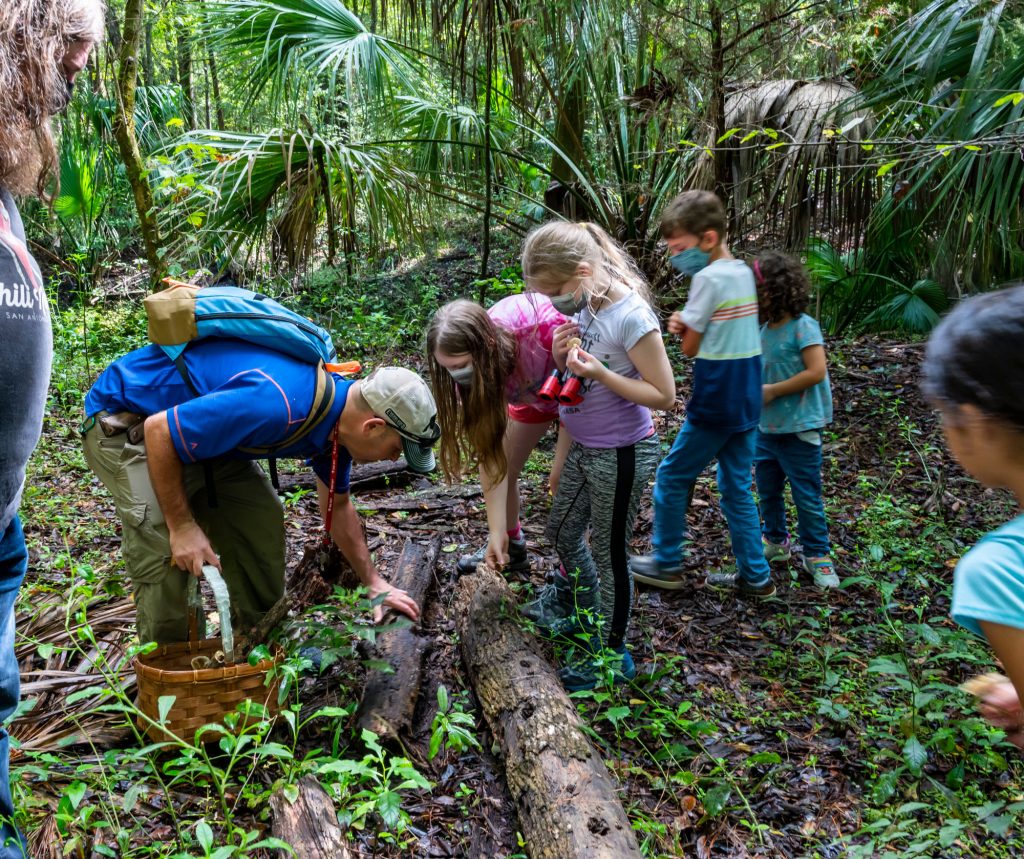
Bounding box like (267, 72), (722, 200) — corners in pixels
(360, 367), (440, 473)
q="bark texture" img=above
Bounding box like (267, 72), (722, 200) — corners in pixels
(456, 567), (641, 859)
(270, 775), (352, 858)
(355, 538), (439, 742)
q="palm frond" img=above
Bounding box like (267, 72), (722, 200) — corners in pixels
(205, 0), (423, 115)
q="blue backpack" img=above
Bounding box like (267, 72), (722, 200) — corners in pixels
(144, 280), (340, 454)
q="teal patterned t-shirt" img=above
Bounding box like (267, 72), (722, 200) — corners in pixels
(759, 314), (833, 434)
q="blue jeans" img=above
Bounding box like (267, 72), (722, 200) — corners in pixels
(0, 518), (27, 857)
(652, 422), (770, 586)
(753, 431), (831, 557)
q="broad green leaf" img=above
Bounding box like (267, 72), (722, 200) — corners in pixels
(877, 160), (900, 177)
(903, 735), (927, 776)
(157, 695), (176, 725)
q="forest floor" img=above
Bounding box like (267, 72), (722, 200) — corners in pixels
(10, 252), (1024, 857)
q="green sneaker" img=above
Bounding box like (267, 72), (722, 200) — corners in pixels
(763, 538), (791, 564)
(705, 570), (778, 599)
(802, 556), (840, 589)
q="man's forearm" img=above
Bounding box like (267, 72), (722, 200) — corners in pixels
(144, 413), (194, 530)
(317, 481), (379, 587)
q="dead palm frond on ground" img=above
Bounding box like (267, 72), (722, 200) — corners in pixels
(12, 594), (136, 756)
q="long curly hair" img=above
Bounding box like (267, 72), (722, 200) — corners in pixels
(0, 0), (105, 197)
(753, 250), (811, 324)
(426, 299), (519, 484)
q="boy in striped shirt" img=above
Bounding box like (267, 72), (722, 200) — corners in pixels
(631, 191), (775, 597)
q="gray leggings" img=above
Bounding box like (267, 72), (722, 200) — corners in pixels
(545, 436), (660, 648)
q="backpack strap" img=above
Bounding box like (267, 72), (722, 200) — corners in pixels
(238, 361), (338, 456)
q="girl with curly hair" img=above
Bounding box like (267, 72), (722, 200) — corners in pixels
(751, 250), (837, 589)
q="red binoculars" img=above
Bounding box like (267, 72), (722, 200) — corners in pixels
(537, 369), (584, 406)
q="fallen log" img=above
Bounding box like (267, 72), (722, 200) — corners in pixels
(276, 458), (416, 494)
(270, 775), (352, 858)
(355, 537), (440, 743)
(455, 567), (641, 859)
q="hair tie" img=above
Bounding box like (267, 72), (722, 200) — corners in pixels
(752, 260), (765, 285)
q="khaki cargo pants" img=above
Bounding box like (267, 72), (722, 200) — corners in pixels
(82, 422), (285, 645)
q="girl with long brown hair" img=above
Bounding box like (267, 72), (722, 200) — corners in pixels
(426, 295), (569, 575)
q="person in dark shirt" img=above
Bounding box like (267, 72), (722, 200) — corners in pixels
(0, 2), (103, 854)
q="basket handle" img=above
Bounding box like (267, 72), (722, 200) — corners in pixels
(186, 565), (235, 664)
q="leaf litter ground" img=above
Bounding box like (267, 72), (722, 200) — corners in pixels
(13, 336), (1024, 857)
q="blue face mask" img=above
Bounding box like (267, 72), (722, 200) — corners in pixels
(670, 247), (711, 277)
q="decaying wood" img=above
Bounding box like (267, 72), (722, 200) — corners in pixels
(356, 484), (481, 512)
(456, 567), (641, 859)
(236, 595), (293, 655)
(355, 537), (440, 743)
(270, 775), (352, 858)
(276, 458), (417, 494)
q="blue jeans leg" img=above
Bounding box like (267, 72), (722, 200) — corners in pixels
(716, 430), (772, 586)
(652, 421), (722, 566)
(774, 434), (830, 557)
(0, 517), (28, 857)
(753, 432), (789, 545)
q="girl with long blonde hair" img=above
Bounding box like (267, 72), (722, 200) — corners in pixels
(519, 220), (675, 691)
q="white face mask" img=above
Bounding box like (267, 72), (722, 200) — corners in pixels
(447, 364), (475, 386)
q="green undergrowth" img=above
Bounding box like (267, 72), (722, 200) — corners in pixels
(13, 274), (1024, 857)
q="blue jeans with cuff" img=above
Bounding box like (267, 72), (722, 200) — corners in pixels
(753, 430), (831, 557)
(652, 422), (771, 586)
(0, 517), (28, 857)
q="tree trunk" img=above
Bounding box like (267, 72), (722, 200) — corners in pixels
(207, 44), (226, 131)
(111, 0), (165, 285)
(709, 1), (730, 207)
(356, 538), (440, 743)
(455, 568), (641, 859)
(478, 0), (494, 291)
(270, 776), (353, 858)
(175, 13), (195, 128)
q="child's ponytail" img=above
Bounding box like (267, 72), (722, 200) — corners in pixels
(578, 222), (652, 304)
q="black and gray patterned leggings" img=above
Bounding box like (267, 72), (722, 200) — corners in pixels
(545, 435), (661, 648)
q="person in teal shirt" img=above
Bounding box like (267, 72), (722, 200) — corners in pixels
(751, 251), (838, 589)
(923, 285), (1024, 748)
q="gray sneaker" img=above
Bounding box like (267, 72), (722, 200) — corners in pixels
(457, 536), (529, 576)
(705, 570), (778, 598)
(802, 556), (840, 589)
(520, 581), (574, 633)
(629, 555), (686, 590)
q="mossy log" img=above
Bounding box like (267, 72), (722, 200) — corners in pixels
(455, 567), (641, 859)
(355, 537), (440, 743)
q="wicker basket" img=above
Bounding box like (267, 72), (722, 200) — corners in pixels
(134, 565), (281, 743)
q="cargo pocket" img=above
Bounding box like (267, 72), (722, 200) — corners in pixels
(119, 501), (173, 585)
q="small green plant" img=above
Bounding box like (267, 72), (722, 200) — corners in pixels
(429, 685), (481, 759)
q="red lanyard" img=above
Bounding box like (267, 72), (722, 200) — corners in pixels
(322, 427), (339, 547)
